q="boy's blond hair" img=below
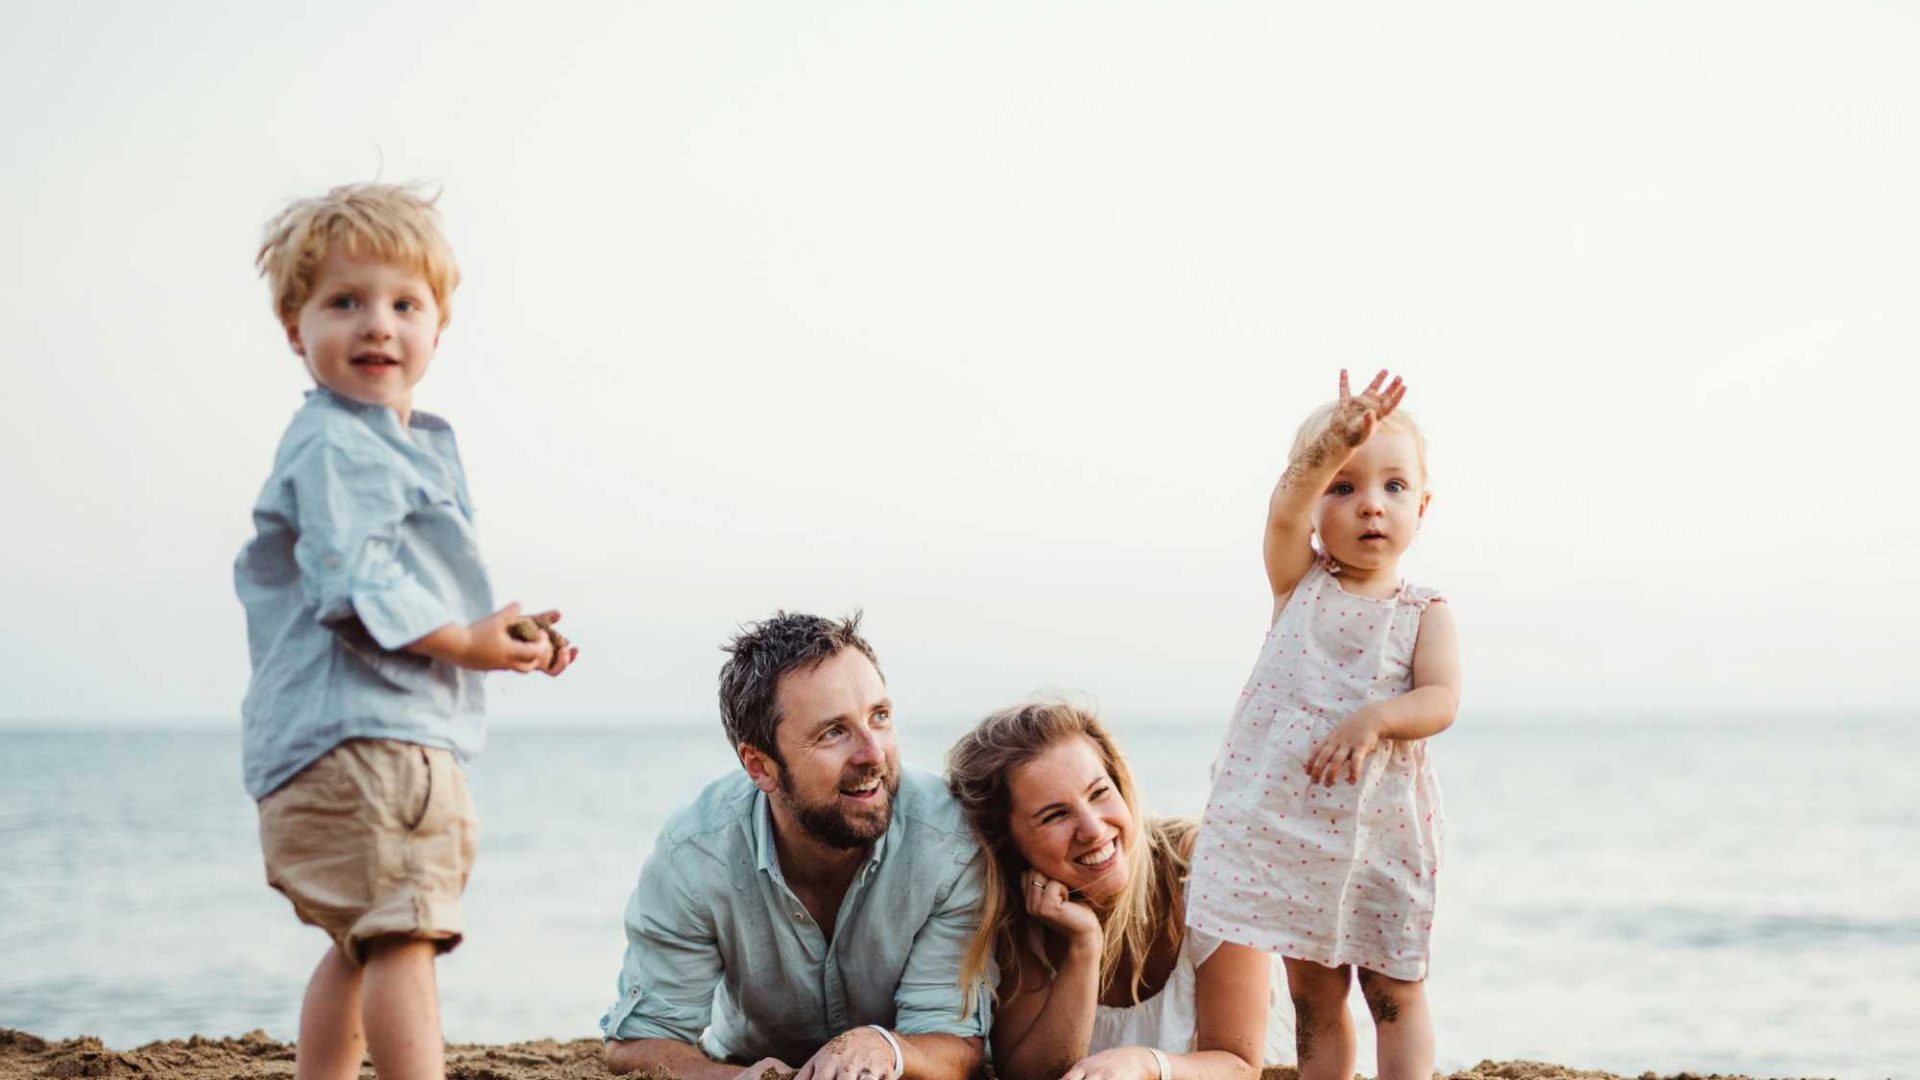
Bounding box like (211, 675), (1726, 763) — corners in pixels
(257, 183), (460, 329)
(1290, 400), (1429, 482)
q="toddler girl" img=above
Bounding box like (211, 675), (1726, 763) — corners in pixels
(1186, 370), (1460, 1080)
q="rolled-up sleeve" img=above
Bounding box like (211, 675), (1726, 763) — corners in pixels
(601, 841), (724, 1044)
(893, 847), (991, 1037)
(289, 439), (455, 650)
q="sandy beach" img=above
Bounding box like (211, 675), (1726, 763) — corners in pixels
(0, 1029), (1823, 1080)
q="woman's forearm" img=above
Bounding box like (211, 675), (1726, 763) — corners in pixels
(998, 946), (1101, 1080)
(1166, 1048), (1260, 1080)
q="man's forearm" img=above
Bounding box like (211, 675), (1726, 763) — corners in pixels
(897, 1033), (983, 1080)
(606, 1037), (738, 1080)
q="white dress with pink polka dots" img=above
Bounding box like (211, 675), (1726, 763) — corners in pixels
(1186, 560), (1445, 981)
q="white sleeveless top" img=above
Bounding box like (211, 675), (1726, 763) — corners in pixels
(1087, 928), (1295, 1065)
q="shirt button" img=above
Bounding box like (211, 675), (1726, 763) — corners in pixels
(793, 910), (807, 921)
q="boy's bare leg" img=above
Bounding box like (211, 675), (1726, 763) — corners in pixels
(360, 937), (444, 1080)
(1358, 968), (1434, 1080)
(297, 947), (366, 1080)
(1283, 958), (1355, 1080)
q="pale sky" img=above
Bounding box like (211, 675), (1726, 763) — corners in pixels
(2, 0), (1916, 724)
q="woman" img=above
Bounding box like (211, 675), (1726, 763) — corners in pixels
(946, 702), (1292, 1080)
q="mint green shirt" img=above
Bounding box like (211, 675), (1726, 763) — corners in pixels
(600, 766), (990, 1064)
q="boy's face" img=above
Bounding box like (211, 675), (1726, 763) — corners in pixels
(285, 247), (441, 423)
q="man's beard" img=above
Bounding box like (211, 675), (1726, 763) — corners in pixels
(777, 765), (901, 850)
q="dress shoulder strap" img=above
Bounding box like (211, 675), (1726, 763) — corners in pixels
(1399, 581), (1445, 610)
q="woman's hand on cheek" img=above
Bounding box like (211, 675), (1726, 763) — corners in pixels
(1058, 1046), (1158, 1080)
(1023, 869), (1103, 955)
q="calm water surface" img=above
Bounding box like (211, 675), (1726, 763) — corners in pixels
(2, 717), (1915, 1079)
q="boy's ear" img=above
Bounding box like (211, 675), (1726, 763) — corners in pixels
(284, 320), (306, 358)
(738, 743), (780, 794)
(1418, 490), (1432, 520)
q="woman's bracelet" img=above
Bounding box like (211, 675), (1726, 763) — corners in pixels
(866, 1024), (904, 1080)
(1146, 1047), (1172, 1080)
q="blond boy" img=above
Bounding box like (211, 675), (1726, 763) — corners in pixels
(236, 183), (577, 1080)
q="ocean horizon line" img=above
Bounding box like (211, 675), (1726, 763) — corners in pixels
(1, 707), (1914, 732)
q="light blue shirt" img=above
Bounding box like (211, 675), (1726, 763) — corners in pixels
(601, 766), (991, 1064)
(234, 388), (493, 800)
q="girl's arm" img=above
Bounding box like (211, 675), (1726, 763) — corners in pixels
(1304, 601), (1462, 786)
(1264, 370), (1407, 615)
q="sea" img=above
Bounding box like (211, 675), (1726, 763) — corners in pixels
(2, 716), (1915, 1080)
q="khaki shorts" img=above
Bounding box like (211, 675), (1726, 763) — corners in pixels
(258, 738), (478, 965)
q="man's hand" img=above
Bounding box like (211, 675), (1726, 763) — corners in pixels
(794, 1027), (898, 1080)
(733, 1057), (796, 1080)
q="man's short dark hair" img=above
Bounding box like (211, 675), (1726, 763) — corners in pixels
(719, 611), (881, 763)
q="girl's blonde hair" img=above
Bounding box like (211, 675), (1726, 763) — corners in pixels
(1289, 400), (1429, 482)
(256, 182), (461, 329)
(945, 701), (1195, 1019)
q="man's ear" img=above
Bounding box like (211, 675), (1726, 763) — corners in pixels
(739, 743), (780, 794)
(284, 320), (306, 358)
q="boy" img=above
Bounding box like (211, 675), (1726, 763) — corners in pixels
(236, 182), (577, 1080)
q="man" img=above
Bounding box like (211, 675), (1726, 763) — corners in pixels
(602, 612), (989, 1080)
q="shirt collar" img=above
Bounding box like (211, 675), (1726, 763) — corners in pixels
(305, 387), (449, 434)
(750, 785), (891, 884)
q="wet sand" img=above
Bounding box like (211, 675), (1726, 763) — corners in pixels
(0, 1030), (1817, 1080)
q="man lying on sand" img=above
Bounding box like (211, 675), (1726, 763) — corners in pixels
(601, 612), (990, 1080)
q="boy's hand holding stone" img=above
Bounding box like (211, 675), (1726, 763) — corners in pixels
(508, 609), (578, 676)
(406, 602), (555, 673)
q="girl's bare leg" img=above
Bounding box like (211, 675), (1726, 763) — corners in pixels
(1358, 968), (1433, 1080)
(360, 937), (444, 1080)
(1284, 958), (1355, 1080)
(296, 947), (366, 1080)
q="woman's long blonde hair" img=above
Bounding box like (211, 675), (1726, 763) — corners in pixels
(945, 701), (1194, 1019)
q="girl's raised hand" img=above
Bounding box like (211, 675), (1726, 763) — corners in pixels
(1329, 368), (1407, 448)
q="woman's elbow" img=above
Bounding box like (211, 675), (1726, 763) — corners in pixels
(1216, 1050), (1262, 1080)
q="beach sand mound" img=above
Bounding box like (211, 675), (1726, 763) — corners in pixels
(0, 1031), (1815, 1080)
